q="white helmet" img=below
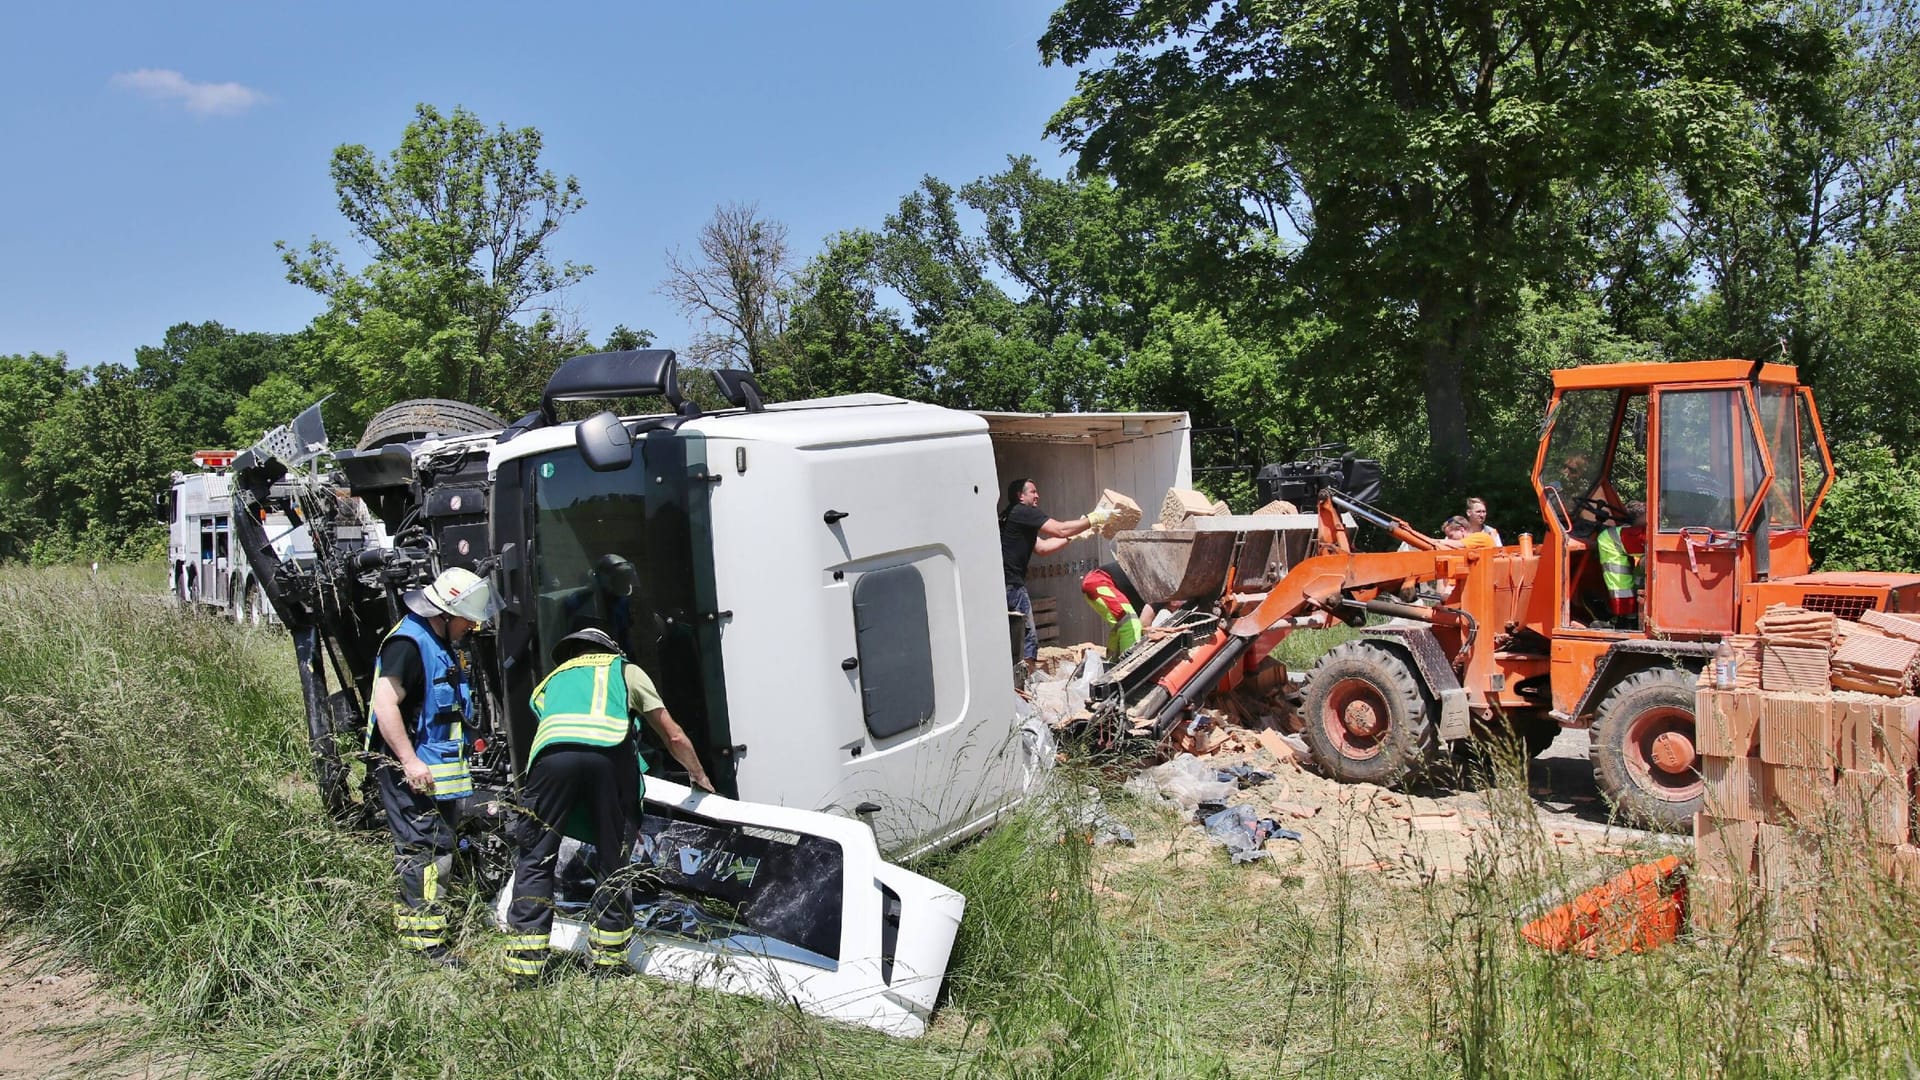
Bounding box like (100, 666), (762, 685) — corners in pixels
(405, 567), (497, 626)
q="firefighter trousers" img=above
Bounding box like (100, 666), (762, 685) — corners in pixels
(374, 763), (463, 953)
(502, 745), (640, 976)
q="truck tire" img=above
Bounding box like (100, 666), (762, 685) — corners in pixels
(1590, 667), (1702, 832)
(1300, 640), (1437, 788)
(357, 399), (506, 451)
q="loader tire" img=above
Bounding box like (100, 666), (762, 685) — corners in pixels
(1300, 641), (1437, 788)
(1590, 667), (1702, 833)
(357, 399), (506, 451)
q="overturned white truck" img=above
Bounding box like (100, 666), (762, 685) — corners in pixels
(232, 352), (1065, 1035)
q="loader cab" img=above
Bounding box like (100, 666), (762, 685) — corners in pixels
(1533, 361), (1833, 642)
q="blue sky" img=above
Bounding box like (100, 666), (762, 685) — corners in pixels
(1, 2), (1079, 367)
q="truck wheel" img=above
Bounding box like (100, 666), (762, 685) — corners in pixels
(357, 399), (506, 451)
(244, 582), (266, 626)
(1591, 667), (1702, 832)
(1301, 641), (1436, 787)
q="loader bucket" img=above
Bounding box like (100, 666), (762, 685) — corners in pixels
(1114, 529), (1237, 603)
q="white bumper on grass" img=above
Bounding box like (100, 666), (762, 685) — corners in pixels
(494, 778), (966, 1038)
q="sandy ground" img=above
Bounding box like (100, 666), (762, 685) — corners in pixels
(1109, 724), (1685, 886)
(0, 947), (184, 1079)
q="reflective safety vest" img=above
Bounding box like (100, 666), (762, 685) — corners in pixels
(1081, 572), (1142, 658)
(528, 653), (647, 772)
(366, 614), (474, 800)
(1597, 527), (1640, 616)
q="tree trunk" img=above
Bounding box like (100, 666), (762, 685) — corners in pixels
(1416, 284), (1474, 489)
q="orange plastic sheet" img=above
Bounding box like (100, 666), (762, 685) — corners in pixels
(1520, 855), (1687, 958)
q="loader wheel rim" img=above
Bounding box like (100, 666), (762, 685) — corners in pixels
(1321, 678), (1388, 760)
(1623, 706), (1702, 800)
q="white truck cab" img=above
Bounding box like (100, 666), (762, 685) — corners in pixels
(489, 392), (1031, 856)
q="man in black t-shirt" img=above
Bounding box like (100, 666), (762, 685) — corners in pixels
(999, 477), (1110, 665)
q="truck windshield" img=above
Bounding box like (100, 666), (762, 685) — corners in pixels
(524, 431), (730, 786)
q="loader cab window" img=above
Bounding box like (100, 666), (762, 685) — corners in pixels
(1654, 388), (1765, 532)
(1539, 389), (1639, 535)
(1758, 384), (1803, 529)
(1797, 390), (1831, 523)
(517, 432), (731, 791)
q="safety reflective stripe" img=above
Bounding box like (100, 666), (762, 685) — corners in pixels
(1596, 527), (1640, 615)
(588, 925), (633, 948)
(503, 954), (545, 976)
(503, 934), (550, 951)
(421, 860), (439, 905)
(426, 760), (473, 798)
(394, 904), (446, 949)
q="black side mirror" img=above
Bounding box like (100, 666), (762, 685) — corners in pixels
(576, 411), (633, 472)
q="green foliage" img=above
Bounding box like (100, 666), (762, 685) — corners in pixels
(280, 103), (592, 427)
(1040, 0), (1832, 485)
(133, 321), (299, 452)
(24, 364), (172, 561)
(1810, 438), (1920, 572)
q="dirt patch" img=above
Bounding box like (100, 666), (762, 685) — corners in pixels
(0, 947), (182, 1079)
(1111, 726), (1681, 885)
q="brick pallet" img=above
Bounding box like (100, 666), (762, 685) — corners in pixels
(1693, 675), (1920, 951)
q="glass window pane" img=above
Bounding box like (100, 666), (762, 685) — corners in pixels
(1758, 385), (1801, 529)
(1657, 390), (1740, 531)
(1609, 394), (1648, 503)
(1798, 391), (1830, 519)
(1540, 389), (1620, 529)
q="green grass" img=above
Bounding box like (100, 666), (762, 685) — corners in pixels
(2, 565), (1920, 1077)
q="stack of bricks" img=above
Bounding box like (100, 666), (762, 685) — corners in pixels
(1693, 605), (1920, 949)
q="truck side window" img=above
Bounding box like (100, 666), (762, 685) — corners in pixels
(851, 565), (936, 740)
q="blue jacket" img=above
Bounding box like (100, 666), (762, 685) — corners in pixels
(366, 614), (474, 800)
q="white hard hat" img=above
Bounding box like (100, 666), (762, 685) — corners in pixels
(404, 567), (497, 626)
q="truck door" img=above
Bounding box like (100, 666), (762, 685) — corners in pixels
(1646, 387), (1770, 634)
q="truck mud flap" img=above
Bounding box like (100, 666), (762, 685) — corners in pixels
(493, 780), (964, 1038)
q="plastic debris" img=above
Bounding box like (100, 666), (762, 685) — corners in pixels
(1214, 763), (1275, 788)
(1201, 804), (1300, 862)
(1123, 753), (1239, 815)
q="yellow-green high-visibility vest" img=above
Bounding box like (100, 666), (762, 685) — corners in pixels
(1597, 526), (1639, 612)
(527, 653), (641, 765)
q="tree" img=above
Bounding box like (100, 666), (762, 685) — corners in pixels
(133, 321), (298, 452)
(280, 104), (591, 422)
(661, 203), (790, 374)
(25, 365), (172, 558)
(1041, 0), (1832, 485)
(0, 353), (80, 559)
(767, 230), (924, 402)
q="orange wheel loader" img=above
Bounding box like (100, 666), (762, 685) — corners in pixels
(1104, 360), (1920, 831)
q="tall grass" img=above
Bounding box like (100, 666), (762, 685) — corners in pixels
(3, 566), (1920, 1076)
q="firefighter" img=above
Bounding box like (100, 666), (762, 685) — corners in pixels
(501, 627), (714, 983)
(366, 566), (496, 968)
(1597, 500), (1648, 624)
